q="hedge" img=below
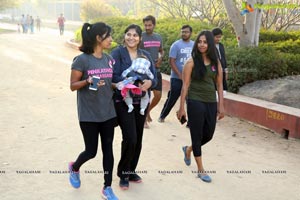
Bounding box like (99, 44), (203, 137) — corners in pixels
(259, 30), (300, 42)
(226, 46), (288, 93)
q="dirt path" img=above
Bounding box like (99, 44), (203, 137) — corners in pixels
(0, 24), (299, 200)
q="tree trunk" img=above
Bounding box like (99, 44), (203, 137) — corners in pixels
(222, 0), (265, 47)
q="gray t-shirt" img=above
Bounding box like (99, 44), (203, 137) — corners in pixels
(71, 53), (116, 122)
(140, 32), (163, 62)
(169, 39), (194, 79)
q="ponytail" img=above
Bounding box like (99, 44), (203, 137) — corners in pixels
(79, 22), (112, 54)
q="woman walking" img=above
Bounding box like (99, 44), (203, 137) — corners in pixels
(177, 30), (225, 183)
(111, 24), (157, 190)
(68, 22), (118, 200)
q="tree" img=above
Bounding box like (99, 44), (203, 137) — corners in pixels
(0, 0), (20, 11)
(80, 0), (121, 21)
(222, 0), (265, 47)
(103, 0), (135, 15)
(147, 0), (229, 27)
(147, 0), (194, 20)
(261, 0), (300, 31)
(187, 0), (229, 27)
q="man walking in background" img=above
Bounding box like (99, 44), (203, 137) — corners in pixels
(57, 13), (65, 35)
(212, 28), (228, 95)
(36, 16), (41, 32)
(20, 14), (26, 33)
(158, 25), (194, 122)
(140, 15), (164, 128)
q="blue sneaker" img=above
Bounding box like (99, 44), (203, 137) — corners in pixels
(198, 173), (212, 183)
(68, 162), (81, 188)
(182, 146), (191, 166)
(102, 187), (119, 200)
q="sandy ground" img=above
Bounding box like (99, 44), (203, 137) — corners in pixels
(0, 23), (300, 200)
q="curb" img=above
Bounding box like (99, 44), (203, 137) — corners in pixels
(65, 38), (80, 50)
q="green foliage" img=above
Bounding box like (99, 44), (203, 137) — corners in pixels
(226, 46), (288, 93)
(281, 53), (300, 75)
(0, 28), (15, 34)
(74, 28), (81, 43)
(263, 39), (300, 54)
(259, 30), (300, 42)
(80, 0), (121, 22)
(225, 30), (300, 93)
(0, 0), (19, 11)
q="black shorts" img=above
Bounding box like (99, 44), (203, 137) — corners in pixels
(152, 71), (162, 91)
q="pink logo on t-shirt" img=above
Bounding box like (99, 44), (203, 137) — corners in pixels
(211, 65), (216, 72)
(109, 59), (115, 68)
(143, 41), (161, 48)
(87, 68), (113, 78)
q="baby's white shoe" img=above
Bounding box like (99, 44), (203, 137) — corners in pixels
(128, 105), (134, 113)
(140, 108), (145, 115)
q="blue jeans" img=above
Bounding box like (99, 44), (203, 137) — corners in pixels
(160, 78), (182, 119)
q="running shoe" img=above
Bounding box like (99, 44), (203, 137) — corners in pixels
(119, 178), (129, 190)
(68, 162), (81, 188)
(129, 173), (142, 183)
(102, 187), (119, 200)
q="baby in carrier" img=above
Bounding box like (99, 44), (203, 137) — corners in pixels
(116, 56), (154, 115)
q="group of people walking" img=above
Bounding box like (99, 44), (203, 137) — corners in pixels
(18, 13), (65, 35)
(68, 15), (227, 200)
(19, 14), (40, 34)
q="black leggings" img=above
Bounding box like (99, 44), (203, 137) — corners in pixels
(187, 99), (217, 157)
(72, 118), (116, 187)
(114, 101), (147, 179)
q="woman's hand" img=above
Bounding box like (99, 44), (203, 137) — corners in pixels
(97, 80), (106, 87)
(86, 76), (92, 84)
(217, 104), (225, 120)
(87, 76), (105, 88)
(176, 108), (187, 123)
(140, 79), (152, 91)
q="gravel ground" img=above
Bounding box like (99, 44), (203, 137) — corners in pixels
(238, 75), (300, 109)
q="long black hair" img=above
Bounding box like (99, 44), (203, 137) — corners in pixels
(191, 30), (219, 79)
(79, 22), (112, 54)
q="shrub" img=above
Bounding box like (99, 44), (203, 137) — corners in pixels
(74, 28), (81, 43)
(259, 30), (300, 43)
(262, 39), (300, 54)
(281, 53), (300, 75)
(226, 46), (288, 93)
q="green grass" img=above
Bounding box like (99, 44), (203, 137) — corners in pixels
(0, 29), (15, 34)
